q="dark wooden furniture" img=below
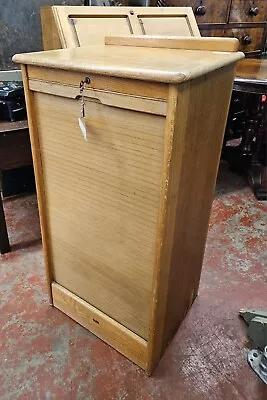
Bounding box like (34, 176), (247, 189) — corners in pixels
(0, 120), (33, 253)
(223, 59), (267, 200)
(162, 0), (267, 56)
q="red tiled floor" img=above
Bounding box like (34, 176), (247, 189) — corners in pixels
(0, 162), (266, 399)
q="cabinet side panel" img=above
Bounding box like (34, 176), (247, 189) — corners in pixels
(40, 7), (62, 51)
(21, 66), (53, 303)
(148, 64), (236, 373)
(147, 85), (180, 372)
(163, 65), (236, 347)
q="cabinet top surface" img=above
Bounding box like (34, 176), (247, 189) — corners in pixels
(13, 44), (243, 84)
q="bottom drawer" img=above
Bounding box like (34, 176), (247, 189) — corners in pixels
(225, 27), (265, 53)
(200, 27), (265, 53)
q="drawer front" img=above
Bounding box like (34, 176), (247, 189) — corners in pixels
(34, 91), (166, 339)
(200, 28), (226, 38)
(201, 27), (265, 52)
(225, 27), (265, 52)
(168, 0), (229, 23)
(229, 0), (267, 23)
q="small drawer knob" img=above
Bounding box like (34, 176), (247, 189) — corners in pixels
(249, 7), (259, 16)
(195, 5), (207, 16)
(242, 35), (253, 45)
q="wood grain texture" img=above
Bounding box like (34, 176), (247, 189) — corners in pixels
(27, 67), (169, 100)
(0, 119), (32, 255)
(70, 17), (133, 47)
(41, 6), (200, 50)
(13, 45), (243, 84)
(147, 85), (180, 373)
(0, 120), (28, 133)
(28, 80), (167, 116)
(147, 64), (236, 373)
(0, 120), (32, 171)
(52, 282), (148, 370)
(200, 28), (227, 39)
(201, 26), (266, 53)
(225, 26), (266, 53)
(21, 66), (53, 304)
(162, 65), (236, 349)
(34, 90), (166, 339)
(167, 0), (229, 24)
(40, 7), (61, 51)
(236, 58), (267, 81)
(137, 15), (195, 37)
(229, 0), (267, 23)
(105, 35), (239, 52)
(16, 42), (240, 372)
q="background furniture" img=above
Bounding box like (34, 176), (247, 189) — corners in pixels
(224, 58), (267, 200)
(161, 0), (267, 56)
(0, 0), (83, 70)
(0, 120), (33, 253)
(13, 37), (242, 373)
(40, 6), (200, 50)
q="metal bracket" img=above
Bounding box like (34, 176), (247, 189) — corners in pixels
(239, 309), (267, 351)
(248, 347), (267, 384)
(240, 309), (267, 384)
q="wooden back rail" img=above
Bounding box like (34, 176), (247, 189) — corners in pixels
(105, 35), (240, 52)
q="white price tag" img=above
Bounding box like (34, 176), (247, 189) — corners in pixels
(78, 117), (87, 141)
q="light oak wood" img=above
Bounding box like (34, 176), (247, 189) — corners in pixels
(105, 35), (240, 52)
(28, 80), (167, 116)
(41, 6), (200, 50)
(147, 64), (236, 373)
(27, 66), (169, 100)
(52, 282), (148, 369)
(14, 42), (243, 372)
(21, 66), (53, 304)
(40, 7), (61, 51)
(34, 91), (166, 339)
(147, 84), (180, 373)
(13, 45), (243, 84)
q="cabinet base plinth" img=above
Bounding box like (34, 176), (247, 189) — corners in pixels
(52, 282), (148, 370)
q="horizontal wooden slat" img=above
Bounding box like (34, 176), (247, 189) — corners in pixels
(105, 35), (240, 52)
(29, 80), (167, 116)
(28, 66), (169, 100)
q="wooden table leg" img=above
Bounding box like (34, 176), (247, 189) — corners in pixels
(0, 194), (10, 254)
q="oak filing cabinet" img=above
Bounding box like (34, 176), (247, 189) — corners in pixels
(13, 36), (243, 372)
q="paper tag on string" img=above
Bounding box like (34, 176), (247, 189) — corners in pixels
(78, 117), (87, 141)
